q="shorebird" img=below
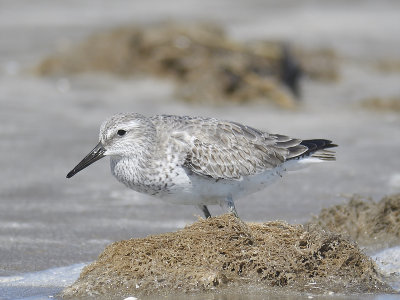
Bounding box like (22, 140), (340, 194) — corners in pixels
(67, 113), (337, 218)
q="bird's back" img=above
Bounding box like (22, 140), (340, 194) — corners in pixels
(148, 115), (330, 181)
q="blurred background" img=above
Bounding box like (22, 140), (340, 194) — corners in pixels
(1, 0), (400, 281)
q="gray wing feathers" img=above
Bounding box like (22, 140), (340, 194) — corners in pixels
(182, 120), (301, 180)
(152, 115), (308, 180)
(273, 134), (308, 159)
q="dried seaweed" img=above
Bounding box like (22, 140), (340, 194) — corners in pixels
(308, 194), (400, 249)
(361, 97), (400, 113)
(36, 22), (338, 108)
(62, 214), (391, 298)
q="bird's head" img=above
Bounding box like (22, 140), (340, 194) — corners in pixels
(66, 113), (155, 178)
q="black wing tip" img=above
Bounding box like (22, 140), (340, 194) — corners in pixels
(300, 139), (338, 150)
(287, 139), (338, 160)
(327, 143), (338, 149)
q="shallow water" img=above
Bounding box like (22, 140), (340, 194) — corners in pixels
(0, 263), (85, 300)
(373, 246), (400, 292)
(1, 0), (400, 299)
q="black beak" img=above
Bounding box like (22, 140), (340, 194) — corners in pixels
(66, 142), (106, 178)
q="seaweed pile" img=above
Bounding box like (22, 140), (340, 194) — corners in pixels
(361, 97), (400, 113)
(308, 194), (400, 249)
(62, 214), (391, 298)
(37, 22), (338, 108)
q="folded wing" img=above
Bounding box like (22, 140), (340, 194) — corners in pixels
(182, 120), (307, 180)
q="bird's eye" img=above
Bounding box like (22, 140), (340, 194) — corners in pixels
(117, 129), (126, 136)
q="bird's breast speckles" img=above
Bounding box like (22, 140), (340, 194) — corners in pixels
(110, 151), (191, 197)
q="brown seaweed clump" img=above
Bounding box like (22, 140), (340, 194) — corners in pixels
(308, 194), (400, 249)
(373, 59), (400, 73)
(62, 214), (391, 298)
(36, 22), (338, 108)
(361, 97), (400, 113)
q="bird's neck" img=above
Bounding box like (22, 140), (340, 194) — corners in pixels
(110, 149), (158, 192)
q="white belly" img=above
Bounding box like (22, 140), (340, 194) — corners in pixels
(158, 165), (286, 206)
(111, 156), (287, 206)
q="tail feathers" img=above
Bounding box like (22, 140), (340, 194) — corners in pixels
(289, 139), (337, 161)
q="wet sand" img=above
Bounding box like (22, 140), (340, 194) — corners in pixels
(1, 0), (400, 299)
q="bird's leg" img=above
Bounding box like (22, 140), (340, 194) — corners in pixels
(221, 194), (254, 241)
(198, 205), (212, 219)
(221, 194), (239, 218)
